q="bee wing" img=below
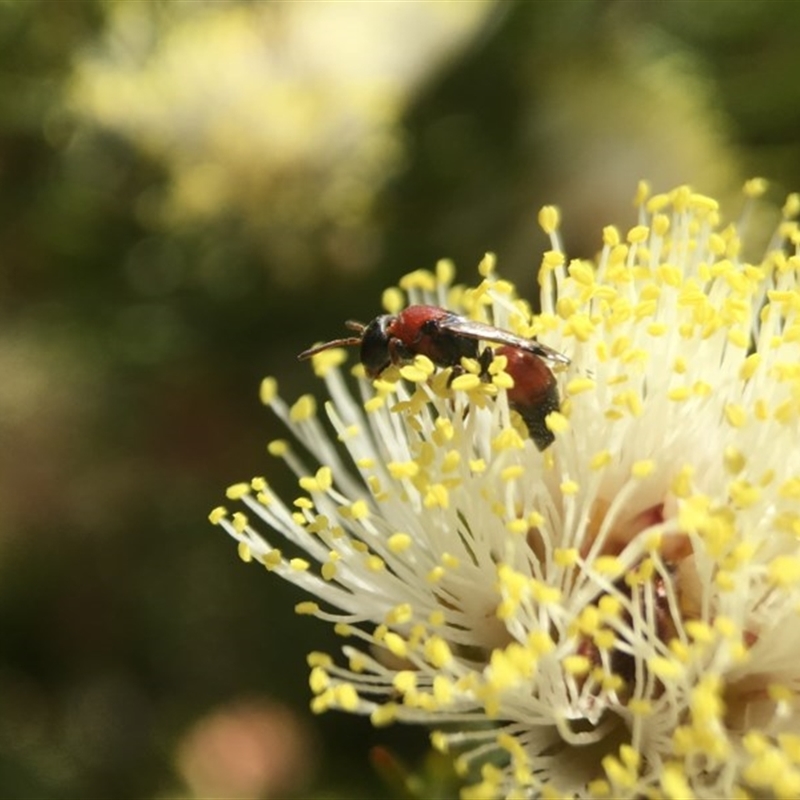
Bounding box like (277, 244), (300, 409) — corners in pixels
(439, 314), (570, 366)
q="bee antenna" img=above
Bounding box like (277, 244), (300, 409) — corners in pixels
(344, 320), (366, 333)
(298, 337), (363, 361)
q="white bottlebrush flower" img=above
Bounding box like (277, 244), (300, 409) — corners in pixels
(211, 181), (800, 799)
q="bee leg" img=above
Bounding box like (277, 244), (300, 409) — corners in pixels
(387, 337), (414, 366)
(446, 363), (465, 387)
(477, 346), (495, 381)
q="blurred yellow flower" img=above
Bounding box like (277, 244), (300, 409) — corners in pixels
(213, 181), (800, 798)
(69, 2), (494, 278)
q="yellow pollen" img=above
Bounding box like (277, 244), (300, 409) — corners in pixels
(442, 553), (460, 569)
(649, 656), (683, 681)
(427, 566), (445, 583)
(492, 428), (526, 451)
(208, 506), (227, 524)
(381, 287), (404, 313)
(492, 371), (514, 390)
(546, 411), (569, 434)
(387, 460), (420, 480)
(602, 755), (637, 790)
(259, 377), (277, 405)
(626, 224), (649, 244)
(334, 684), (360, 712)
(225, 482), (251, 500)
(393, 670), (417, 693)
(542, 250), (565, 270)
(554, 547), (579, 567)
(348, 500), (370, 520)
(400, 357), (434, 383)
(565, 313), (595, 341)
(603, 225), (620, 247)
(530, 580), (561, 605)
(295, 601), (319, 615)
(371, 704), (398, 727)
(333, 622), (352, 636)
(309, 667), (330, 694)
(289, 394), (316, 422)
(424, 484), (449, 509)
(631, 459), (655, 478)
(560, 479), (579, 495)
(668, 386), (690, 402)
(501, 465), (525, 481)
(267, 439), (288, 457)
(569, 260), (595, 285)
(652, 213), (670, 237)
(366, 555), (385, 572)
(384, 632), (408, 658)
(724, 403), (747, 428)
(433, 417), (455, 443)
(310, 347), (348, 377)
(590, 450), (612, 470)
(450, 373), (482, 391)
(237, 542), (252, 562)
(779, 477), (800, 500)
(478, 252), (497, 277)
(437, 257), (456, 284)
(566, 377), (595, 395)
(399, 269), (437, 292)
(299, 466), (334, 493)
(593, 556), (624, 578)
(387, 532), (412, 553)
(538, 205), (560, 234)
(307, 652), (333, 669)
(744, 177), (768, 198)
(425, 636), (453, 668)
(671, 464), (695, 497)
(768, 554), (800, 587)
(231, 512), (248, 533)
(661, 763), (694, 800)
(262, 549), (281, 570)
(634, 180), (651, 205)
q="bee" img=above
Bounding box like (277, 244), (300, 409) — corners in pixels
(299, 305), (569, 450)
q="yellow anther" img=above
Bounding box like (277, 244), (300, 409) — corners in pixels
(231, 512), (248, 533)
(208, 506), (227, 524)
(626, 225), (649, 244)
(290, 394), (316, 422)
(388, 532), (412, 553)
(501, 465), (525, 481)
(590, 450), (612, 470)
(226, 482), (251, 500)
(388, 461), (420, 480)
(538, 205), (560, 234)
(546, 411), (569, 434)
(631, 459), (655, 479)
(743, 177), (768, 198)
(450, 373), (482, 391)
(310, 347), (348, 377)
(478, 252), (497, 277)
(259, 377), (277, 404)
(399, 269), (436, 292)
(724, 403), (747, 428)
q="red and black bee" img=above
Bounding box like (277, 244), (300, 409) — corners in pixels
(298, 305), (569, 450)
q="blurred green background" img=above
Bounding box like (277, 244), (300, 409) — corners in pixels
(2, 1), (799, 797)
